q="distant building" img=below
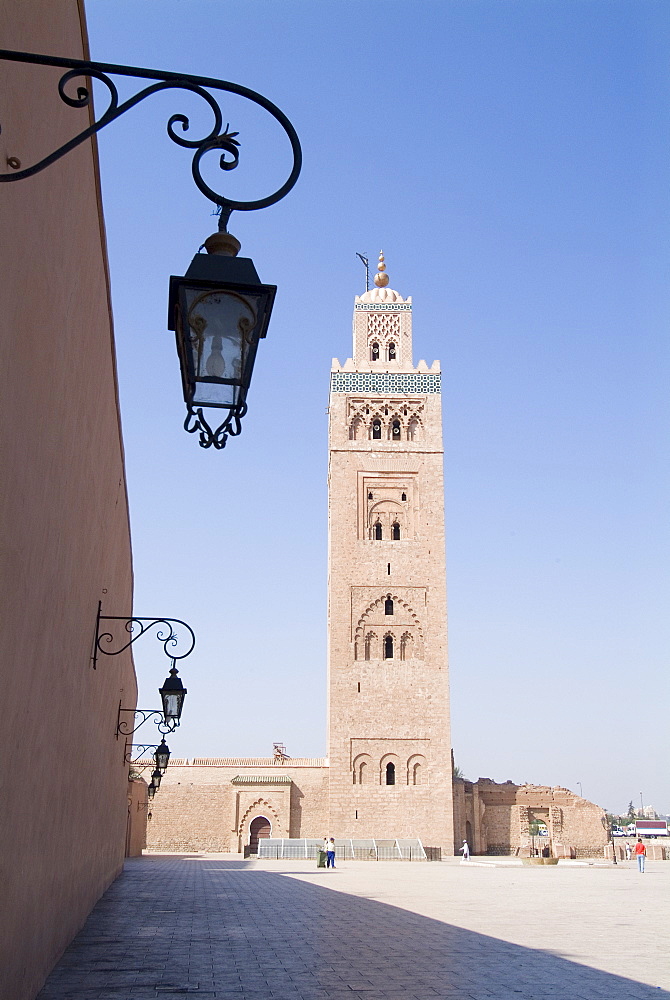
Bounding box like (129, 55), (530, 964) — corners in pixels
(147, 260), (606, 860)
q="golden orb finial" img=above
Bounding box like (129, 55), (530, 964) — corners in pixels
(373, 250), (389, 287)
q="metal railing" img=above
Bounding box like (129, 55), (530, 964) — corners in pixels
(256, 837), (428, 860)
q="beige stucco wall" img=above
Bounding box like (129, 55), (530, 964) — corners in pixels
(127, 779), (149, 857)
(0, 4), (136, 998)
(145, 760), (330, 852)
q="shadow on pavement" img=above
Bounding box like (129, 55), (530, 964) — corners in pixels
(37, 856), (668, 1000)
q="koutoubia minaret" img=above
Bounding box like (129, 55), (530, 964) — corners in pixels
(327, 253), (454, 853)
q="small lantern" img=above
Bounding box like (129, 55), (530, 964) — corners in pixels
(147, 780), (157, 800)
(159, 665), (187, 728)
(155, 738), (171, 773)
(151, 768), (162, 790)
(168, 236), (276, 449)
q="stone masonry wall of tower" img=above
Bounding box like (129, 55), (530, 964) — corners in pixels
(327, 255), (454, 852)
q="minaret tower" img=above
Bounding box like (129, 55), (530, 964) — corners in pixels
(327, 253), (453, 852)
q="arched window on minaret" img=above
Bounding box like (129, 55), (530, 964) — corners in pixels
(383, 634), (394, 659)
(391, 420), (401, 441)
(391, 522), (400, 540)
(407, 754), (426, 785)
(371, 342), (379, 361)
(400, 632), (413, 661)
(349, 416), (363, 440)
(386, 762), (396, 785)
(408, 417), (421, 441)
(353, 755), (371, 784)
(373, 521), (382, 541)
(372, 419), (382, 440)
(364, 632), (376, 660)
(384, 597), (394, 615)
(387, 342), (396, 360)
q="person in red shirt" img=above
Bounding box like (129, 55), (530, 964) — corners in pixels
(634, 838), (646, 872)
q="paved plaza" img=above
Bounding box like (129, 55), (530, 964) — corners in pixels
(37, 854), (669, 1000)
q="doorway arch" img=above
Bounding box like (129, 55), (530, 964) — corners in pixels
(249, 815), (272, 854)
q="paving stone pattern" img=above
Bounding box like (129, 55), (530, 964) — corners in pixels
(37, 855), (670, 1000)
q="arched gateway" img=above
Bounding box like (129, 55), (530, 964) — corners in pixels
(248, 815), (271, 854)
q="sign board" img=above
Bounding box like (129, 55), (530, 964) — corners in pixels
(635, 820), (668, 837)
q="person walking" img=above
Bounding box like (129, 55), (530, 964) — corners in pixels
(326, 837), (336, 868)
(459, 839), (470, 860)
(625, 842), (632, 862)
(634, 838), (646, 872)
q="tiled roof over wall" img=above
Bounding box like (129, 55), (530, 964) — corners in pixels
(140, 757), (328, 767)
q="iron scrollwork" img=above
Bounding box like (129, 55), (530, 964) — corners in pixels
(117, 708), (176, 738)
(92, 600), (195, 671)
(124, 743), (159, 767)
(0, 49), (302, 216)
(184, 399), (246, 450)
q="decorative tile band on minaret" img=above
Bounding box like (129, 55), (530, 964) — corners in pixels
(330, 372), (441, 394)
(327, 255), (454, 853)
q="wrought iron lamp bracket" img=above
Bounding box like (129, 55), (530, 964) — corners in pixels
(125, 743), (159, 768)
(0, 49), (302, 219)
(116, 704), (177, 738)
(92, 601), (195, 670)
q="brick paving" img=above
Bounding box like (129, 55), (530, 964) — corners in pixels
(37, 854), (670, 1000)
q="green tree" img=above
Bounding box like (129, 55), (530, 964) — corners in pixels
(627, 800), (637, 823)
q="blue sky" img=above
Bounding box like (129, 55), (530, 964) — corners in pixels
(84, 0), (669, 816)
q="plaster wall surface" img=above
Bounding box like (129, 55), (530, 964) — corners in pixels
(0, 4), (136, 998)
(127, 780), (149, 857)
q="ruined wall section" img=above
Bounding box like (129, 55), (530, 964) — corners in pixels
(454, 778), (608, 858)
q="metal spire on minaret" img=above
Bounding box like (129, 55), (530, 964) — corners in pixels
(374, 250), (389, 288)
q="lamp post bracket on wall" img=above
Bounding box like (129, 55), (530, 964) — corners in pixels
(0, 49), (302, 219)
(92, 601), (195, 670)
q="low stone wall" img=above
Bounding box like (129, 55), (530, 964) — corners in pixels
(605, 842), (668, 862)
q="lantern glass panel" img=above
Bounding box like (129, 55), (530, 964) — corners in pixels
(181, 287), (266, 407)
(163, 692), (182, 720)
(155, 740), (170, 772)
(159, 666), (186, 726)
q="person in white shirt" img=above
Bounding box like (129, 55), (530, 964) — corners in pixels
(459, 839), (470, 860)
